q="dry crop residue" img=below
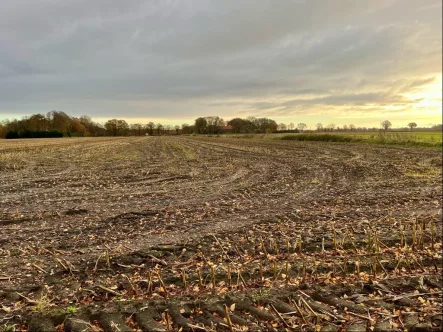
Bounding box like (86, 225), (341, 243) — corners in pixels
(0, 136), (442, 332)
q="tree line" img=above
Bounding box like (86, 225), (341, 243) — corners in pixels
(0, 112), (281, 138)
(0, 111), (440, 139)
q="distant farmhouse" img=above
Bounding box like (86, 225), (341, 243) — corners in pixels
(220, 125), (233, 133)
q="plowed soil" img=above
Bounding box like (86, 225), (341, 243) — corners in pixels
(0, 136), (442, 332)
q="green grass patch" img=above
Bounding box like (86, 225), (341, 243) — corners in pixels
(280, 134), (359, 143)
(65, 305), (78, 314)
(278, 131), (442, 148)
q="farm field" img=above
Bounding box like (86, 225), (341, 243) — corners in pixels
(227, 131), (443, 148)
(0, 136), (442, 332)
(329, 131), (442, 144)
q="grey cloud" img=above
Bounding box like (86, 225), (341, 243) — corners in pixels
(248, 92), (420, 113)
(0, 0), (441, 120)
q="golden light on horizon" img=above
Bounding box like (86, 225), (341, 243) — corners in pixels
(404, 74), (442, 117)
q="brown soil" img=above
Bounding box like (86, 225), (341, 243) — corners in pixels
(0, 136), (441, 331)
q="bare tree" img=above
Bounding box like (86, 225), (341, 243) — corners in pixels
(408, 122), (417, 131)
(297, 123), (307, 132)
(156, 123), (163, 135)
(326, 123), (336, 131)
(381, 120), (392, 131)
(205, 116), (224, 134)
(145, 122), (155, 136)
(316, 123), (323, 132)
(289, 123), (295, 131)
(164, 125), (172, 135)
(349, 124), (356, 131)
(79, 116), (103, 136)
(278, 123), (287, 131)
(194, 117), (207, 134)
(104, 119), (129, 136)
(130, 123), (143, 136)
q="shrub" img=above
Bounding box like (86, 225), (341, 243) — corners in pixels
(5, 131), (19, 139)
(280, 134), (358, 142)
(5, 130), (64, 139)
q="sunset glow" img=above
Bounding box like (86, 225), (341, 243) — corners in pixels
(0, 1), (441, 128)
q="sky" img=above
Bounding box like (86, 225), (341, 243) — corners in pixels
(0, 0), (441, 128)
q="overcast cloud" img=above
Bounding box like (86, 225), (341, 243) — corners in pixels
(0, 0), (441, 126)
